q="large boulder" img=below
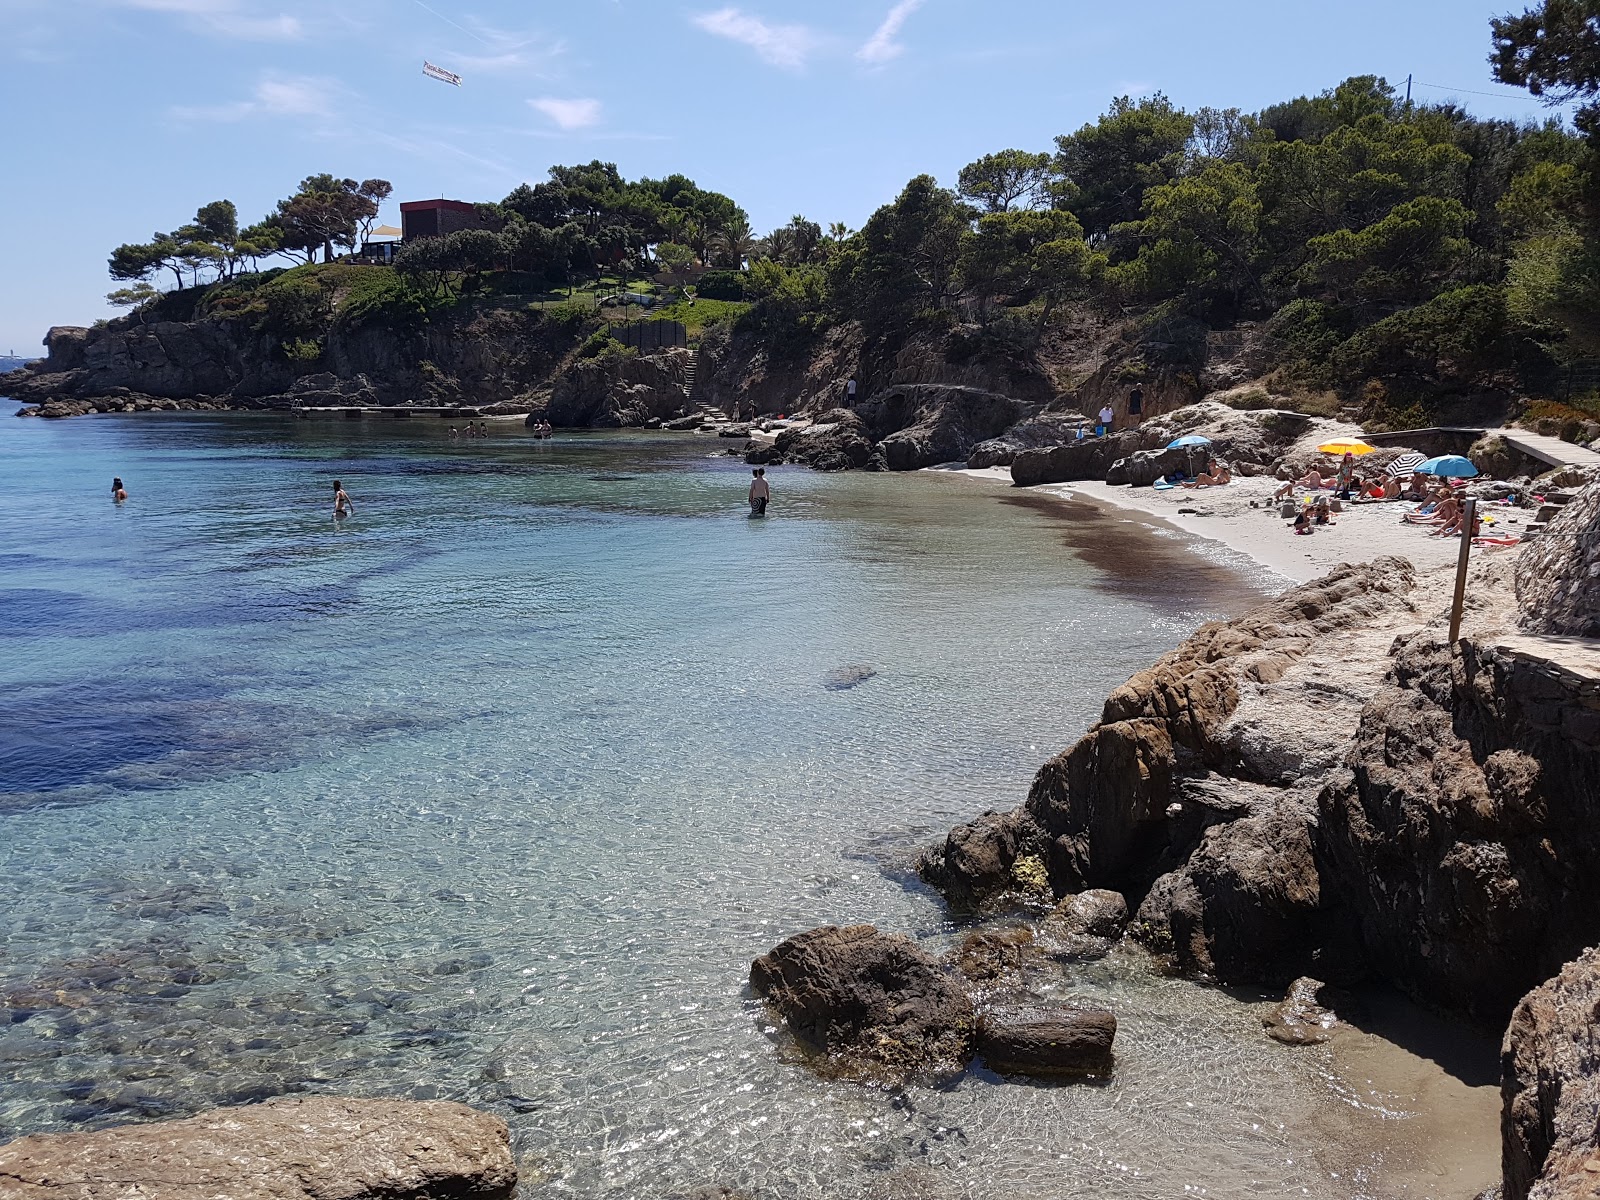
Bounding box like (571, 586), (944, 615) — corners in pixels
(916, 808), (1045, 909)
(761, 409), (875, 471)
(967, 413), (1089, 470)
(1517, 481), (1600, 638)
(975, 1005), (1117, 1077)
(1106, 444), (1213, 487)
(1501, 949), (1600, 1200)
(0, 1096), (517, 1200)
(1010, 432), (1137, 486)
(749, 925), (976, 1081)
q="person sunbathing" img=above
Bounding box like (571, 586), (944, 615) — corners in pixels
(1358, 478), (1388, 500)
(1183, 459), (1232, 488)
(1273, 467), (1328, 501)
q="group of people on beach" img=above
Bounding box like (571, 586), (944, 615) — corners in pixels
(1269, 449), (1492, 540)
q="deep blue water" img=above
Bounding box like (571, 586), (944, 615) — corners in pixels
(0, 403), (1488, 1198)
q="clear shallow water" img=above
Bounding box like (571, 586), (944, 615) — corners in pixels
(0, 405), (1494, 1198)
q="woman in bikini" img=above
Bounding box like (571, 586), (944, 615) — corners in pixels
(333, 480), (353, 520)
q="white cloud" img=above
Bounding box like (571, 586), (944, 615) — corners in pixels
(123, 0), (301, 40)
(172, 72), (336, 121)
(858, 0), (922, 65)
(529, 97), (603, 131)
(691, 7), (818, 70)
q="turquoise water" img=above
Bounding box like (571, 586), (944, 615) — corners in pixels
(0, 405), (1487, 1198)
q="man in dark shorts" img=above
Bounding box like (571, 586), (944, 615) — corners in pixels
(1128, 385), (1144, 425)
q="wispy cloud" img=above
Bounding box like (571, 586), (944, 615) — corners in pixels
(691, 7), (818, 70)
(123, 0), (302, 40)
(529, 97), (603, 131)
(858, 0), (922, 65)
(172, 72), (337, 121)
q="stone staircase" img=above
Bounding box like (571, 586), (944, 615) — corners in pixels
(682, 349), (699, 400)
(1523, 490), (1577, 542)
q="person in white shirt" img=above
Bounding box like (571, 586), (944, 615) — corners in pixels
(846, 377), (858, 405)
(1098, 404), (1115, 434)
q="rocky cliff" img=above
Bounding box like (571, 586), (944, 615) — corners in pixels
(9, 299), (601, 418)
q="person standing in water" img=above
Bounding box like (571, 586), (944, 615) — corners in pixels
(748, 468), (770, 517)
(332, 480), (353, 520)
(111, 477), (128, 503)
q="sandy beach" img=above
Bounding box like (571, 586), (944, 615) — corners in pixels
(951, 466), (1527, 587)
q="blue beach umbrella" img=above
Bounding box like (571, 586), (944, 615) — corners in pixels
(1167, 435), (1213, 449)
(1415, 455), (1479, 479)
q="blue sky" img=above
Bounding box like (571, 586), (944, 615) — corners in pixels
(0, 0), (1570, 353)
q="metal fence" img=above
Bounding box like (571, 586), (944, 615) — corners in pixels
(616, 320), (687, 352)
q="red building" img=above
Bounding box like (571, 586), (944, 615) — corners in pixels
(400, 199), (501, 240)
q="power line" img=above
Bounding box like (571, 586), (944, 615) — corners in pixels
(1413, 79), (1562, 103)
(412, 0), (493, 48)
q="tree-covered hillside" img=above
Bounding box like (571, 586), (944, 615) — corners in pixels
(100, 3), (1600, 425)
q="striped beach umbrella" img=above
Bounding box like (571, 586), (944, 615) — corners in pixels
(1386, 451), (1428, 477)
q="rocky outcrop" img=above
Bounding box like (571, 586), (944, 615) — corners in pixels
(8, 303), (583, 417)
(1316, 629), (1600, 1024)
(922, 559), (1424, 989)
(749, 925), (976, 1082)
(545, 348), (690, 427)
(856, 384), (1033, 471)
(0, 1096), (517, 1200)
(1517, 482), (1600, 638)
(751, 409), (876, 471)
(1010, 433), (1137, 486)
(974, 1005), (1117, 1077)
(967, 413), (1089, 470)
(1500, 948), (1600, 1200)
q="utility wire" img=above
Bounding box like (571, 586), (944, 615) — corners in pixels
(412, 0), (493, 48)
(1413, 79), (1561, 102)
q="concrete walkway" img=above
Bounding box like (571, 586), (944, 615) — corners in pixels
(1366, 426), (1600, 471)
(1496, 429), (1600, 471)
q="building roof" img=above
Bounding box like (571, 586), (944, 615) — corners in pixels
(400, 199), (477, 214)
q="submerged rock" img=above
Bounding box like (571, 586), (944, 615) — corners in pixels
(975, 1005), (1117, 1078)
(1263, 977), (1339, 1045)
(822, 664), (878, 691)
(953, 927), (1036, 984)
(0, 1095), (517, 1200)
(749, 925), (975, 1082)
(1037, 890), (1128, 961)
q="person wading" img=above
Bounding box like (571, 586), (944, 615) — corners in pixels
(333, 480), (354, 521)
(748, 468), (770, 517)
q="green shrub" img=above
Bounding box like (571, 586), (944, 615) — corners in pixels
(696, 270), (746, 300)
(577, 327), (619, 358)
(1265, 299), (1353, 385)
(1332, 285), (1510, 385)
(282, 337), (322, 363)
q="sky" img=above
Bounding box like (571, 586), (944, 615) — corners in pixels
(0, 0), (1572, 352)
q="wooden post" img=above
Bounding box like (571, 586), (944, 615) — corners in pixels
(1448, 497), (1477, 644)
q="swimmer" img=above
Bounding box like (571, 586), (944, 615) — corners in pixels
(333, 479), (353, 520)
(112, 477), (128, 503)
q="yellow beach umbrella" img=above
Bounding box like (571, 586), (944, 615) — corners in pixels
(1317, 439), (1376, 456)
